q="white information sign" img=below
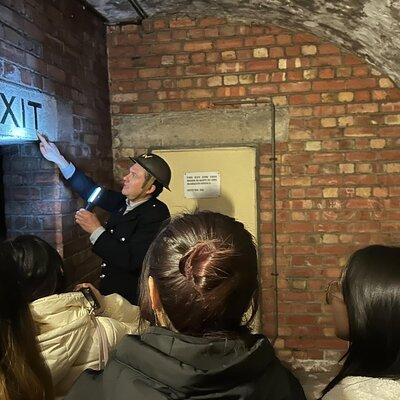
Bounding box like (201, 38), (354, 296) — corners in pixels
(184, 172), (220, 199)
(0, 80), (57, 144)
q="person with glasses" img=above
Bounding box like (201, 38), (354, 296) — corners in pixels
(322, 245), (400, 399)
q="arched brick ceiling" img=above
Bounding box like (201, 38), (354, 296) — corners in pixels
(86, 0), (400, 86)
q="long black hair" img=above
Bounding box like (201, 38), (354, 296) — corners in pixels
(0, 241), (54, 399)
(139, 211), (259, 337)
(322, 245), (400, 396)
(6, 235), (65, 302)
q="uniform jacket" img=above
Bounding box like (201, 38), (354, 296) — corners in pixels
(66, 326), (307, 400)
(67, 169), (170, 304)
(322, 376), (400, 400)
(31, 291), (140, 396)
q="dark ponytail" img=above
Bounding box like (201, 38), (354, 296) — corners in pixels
(139, 211), (259, 337)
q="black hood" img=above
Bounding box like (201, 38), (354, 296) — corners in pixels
(116, 327), (276, 395)
(66, 327), (306, 400)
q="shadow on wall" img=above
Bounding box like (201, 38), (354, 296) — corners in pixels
(196, 194), (234, 216)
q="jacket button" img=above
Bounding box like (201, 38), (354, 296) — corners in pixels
(110, 229), (114, 234)
(121, 237), (126, 242)
(101, 262), (106, 267)
(152, 204), (156, 207)
(100, 274), (106, 279)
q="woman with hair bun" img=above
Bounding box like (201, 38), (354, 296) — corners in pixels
(322, 245), (400, 399)
(67, 211), (306, 400)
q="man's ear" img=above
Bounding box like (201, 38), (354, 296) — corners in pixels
(148, 276), (161, 311)
(146, 184), (156, 196)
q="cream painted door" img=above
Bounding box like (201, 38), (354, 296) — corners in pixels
(154, 147), (260, 332)
(154, 147), (257, 238)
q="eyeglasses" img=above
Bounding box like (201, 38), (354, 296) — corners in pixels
(325, 279), (343, 305)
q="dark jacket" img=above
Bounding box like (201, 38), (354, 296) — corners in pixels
(66, 327), (307, 400)
(68, 169), (170, 304)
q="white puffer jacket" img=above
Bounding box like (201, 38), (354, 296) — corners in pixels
(31, 292), (140, 396)
(323, 376), (400, 400)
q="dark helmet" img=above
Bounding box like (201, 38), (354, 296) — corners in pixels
(130, 153), (171, 190)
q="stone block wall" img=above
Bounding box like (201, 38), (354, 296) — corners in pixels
(0, 0), (113, 286)
(107, 16), (400, 364)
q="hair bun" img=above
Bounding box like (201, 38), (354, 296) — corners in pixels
(178, 241), (213, 283)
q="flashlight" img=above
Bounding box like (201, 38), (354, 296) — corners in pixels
(85, 187), (104, 211)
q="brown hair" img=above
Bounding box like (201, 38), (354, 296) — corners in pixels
(139, 211), (259, 337)
(0, 242), (54, 400)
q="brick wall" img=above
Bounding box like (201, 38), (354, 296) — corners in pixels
(0, 0), (113, 286)
(107, 17), (400, 363)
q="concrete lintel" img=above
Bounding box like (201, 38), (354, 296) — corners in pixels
(113, 106), (289, 149)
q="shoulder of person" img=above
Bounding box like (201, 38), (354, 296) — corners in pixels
(137, 198), (170, 219)
(323, 376), (400, 400)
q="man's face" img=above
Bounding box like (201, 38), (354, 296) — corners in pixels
(121, 163), (149, 201)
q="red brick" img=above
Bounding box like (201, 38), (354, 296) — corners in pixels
(312, 80), (346, 91)
(198, 17), (226, 27)
(269, 47), (285, 58)
(187, 29), (205, 39)
(153, 19), (167, 30)
(288, 93), (320, 105)
(204, 28), (219, 37)
(246, 59), (277, 71)
(346, 151), (376, 161)
(318, 43), (340, 55)
(215, 38), (243, 49)
(276, 34), (292, 45)
(381, 102), (400, 112)
(280, 82), (311, 93)
(215, 62), (245, 73)
(377, 150), (400, 160)
(293, 32), (321, 43)
(169, 18), (196, 28)
(319, 68), (334, 79)
(313, 105), (345, 116)
(244, 35), (275, 46)
(183, 41), (213, 52)
(311, 56), (342, 66)
(347, 103), (379, 113)
(354, 90), (371, 102)
(352, 66), (369, 77)
(346, 199), (381, 209)
(345, 78), (376, 89)
(172, 30), (187, 40)
(152, 42), (181, 53)
(185, 65), (216, 75)
(138, 67), (167, 78)
(287, 70), (303, 81)
(218, 26), (236, 36)
(271, 72), (286, 82)
(286, 46), (301, 56)
(191, 53), (206, 63)
(216, 86), (246, 97)
(343, 54), (363, 65)
(156, 31), (172, 42)
(312, 152), (344, 163)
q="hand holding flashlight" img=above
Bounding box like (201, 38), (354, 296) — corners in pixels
(75, 209), (102, 234)
(85, 186), (104, 212)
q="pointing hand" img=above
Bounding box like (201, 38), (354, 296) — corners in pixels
(37, 132), (68, 167)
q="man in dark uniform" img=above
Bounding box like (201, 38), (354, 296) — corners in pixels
(38, 133), (171, 304)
